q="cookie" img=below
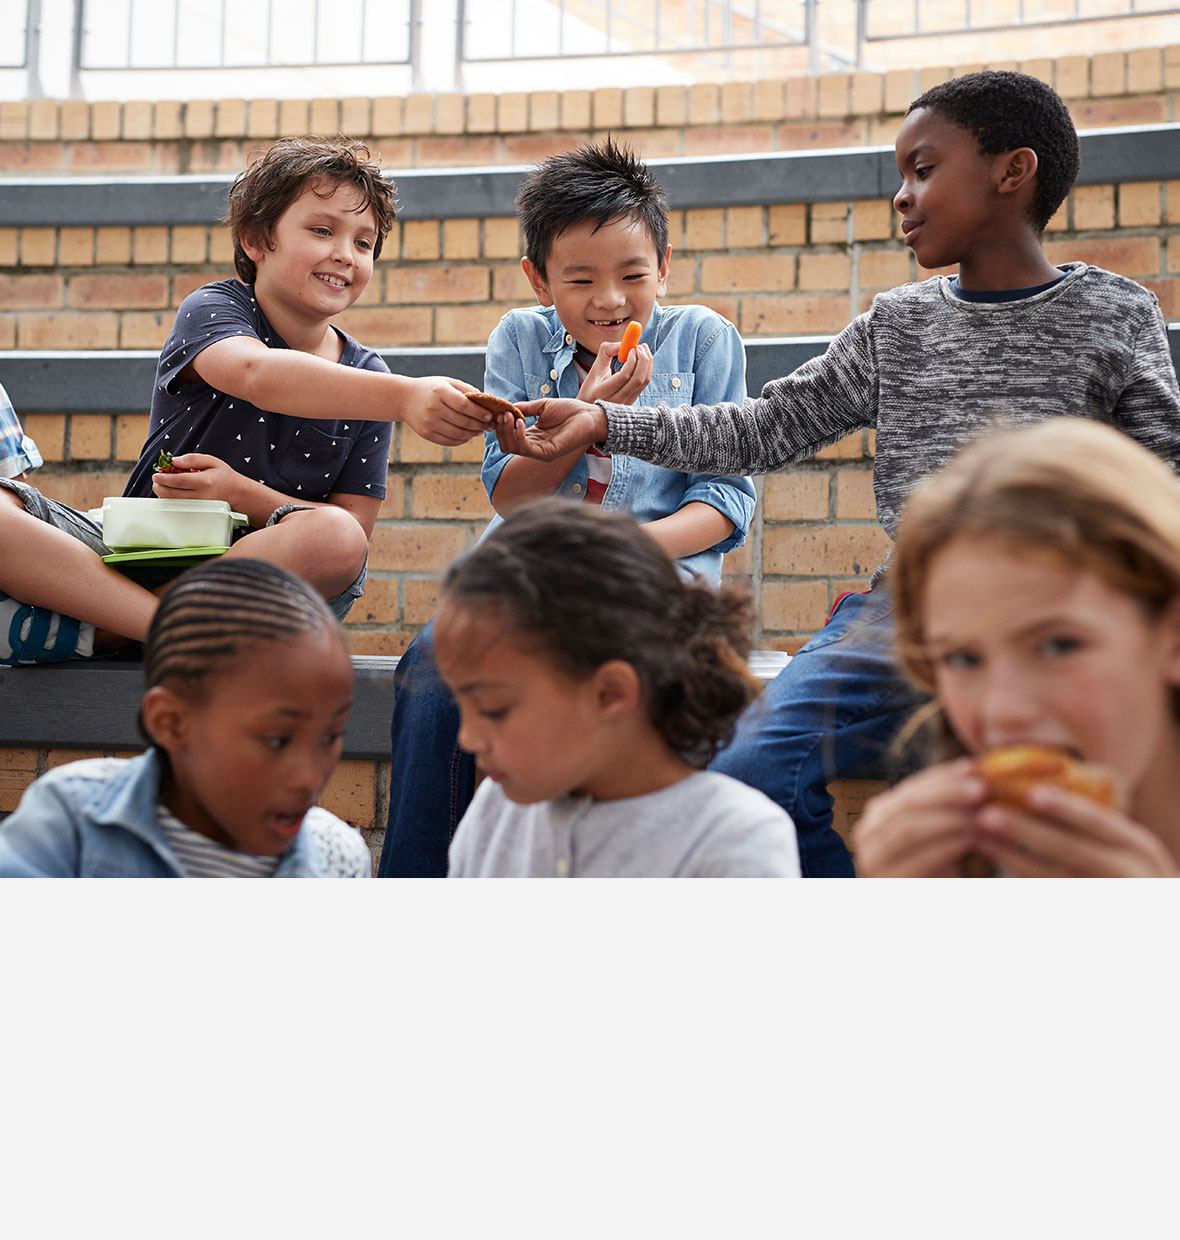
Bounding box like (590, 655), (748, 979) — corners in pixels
(468, 391), (522, 417)
(977, 744), (1117, 809)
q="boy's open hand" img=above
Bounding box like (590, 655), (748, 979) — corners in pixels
(577, 342), (653, 406)
(493, 398), (609, 461)
(404, 376), (488, 446)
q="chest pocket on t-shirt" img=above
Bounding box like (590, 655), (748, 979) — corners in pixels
(642, 373), (695, 405)
(275, 424), (355, 500)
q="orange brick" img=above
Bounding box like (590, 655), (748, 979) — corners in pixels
(1119, 182), (1162, 228)
(376, 475), (406, 518)
(91, 101), (121, 141)
(1071, 96), (1167, 129)
(858, 249), (909, 289)
(720, 81), (751, 125)
(1055, 55), (1089, 99)
(278, 98), (309, 135)
(319, 761), (377, 829)
(752, 79), (785, 123)
(60, 99), (90, 140)
(655, 85), (688, 127)
(1169, 237), (1180, 275)
(118, 309), (178, 349)
(0, 140), (65, 173)
(442, 220), (482, 261)
(170, 226), (208, 264)
(132, 227), (169, 265)
(768, 204), (806, 246)
(688, 84), (720, 126)
(334, 306), (433, 347)
(72, 273), (168, 309)
(404, 578), (442, 626)
(27, 98), (58, 140)
(850, 71), (883, 116)
(68, 415), (113, 461)
(372, 97), (403, 135)
(762, 471), (829, 521)
(1166, 44), (1180, 90)
(47, 749), (108, 768)
(761, 581), (831, 633)
(247, 98), (280, 139)
(684, 125), (775, 158)
(492, 263), (531, 302)
(116, 415), (151, 460)
(450, 437), (485, 465)
(95, 227), (132, 265)
(498, 92), (529, 133)
(340, 97), (370, 135)
(0, 273), (63, 309)
(352, 577), (401, 626)
(308, 97), (340, 133)
(591, 88), (623, 130)
(434, 304), (508, 346)
(397, 431), (445, 464)
(700, 254), (795, 293)
(1127, 48), (1163, 94)
(369, 523), (468, 572)
(20, 228), (55, 265)
(1072, 184), (1115, 230)
(740, 293), (851, 336)
(34, 470), (125, 511)
(410, 475), (491, 520)
(430, 93), (462, 136)
(726, 207), (764, 250)
(528, 91), (560, 132)
(0, 770), (39, 813)
(817, 73), (851, 118)
(184, 99), (216, 139)
(778, 119), (864, 152)
(386, 265), (490, 305)
(1043, 236), (1159, 278)
(345, 630), (413, 657)
(18, 312), (119, 349)
(560, 90), (591, 130)
(784, 75), (816, 119)
(763, 525), (890, 577)
(810, 203), (849, 245)
(69, 141), (153, 173)
(884, 68), (915, 114)
(1090, 51), (1126, 97)
(214, 98), (246, 138)
(0, 748), (39, 771)
(624, 86), (656, 128)
(816, 432), (867, 461)
(209, 231), (235, 265)
(400, 221), (441, 262)
(836, 470), (876, 519)
(22, 415), (65, 460)
(57, 227), (95, 266)
(917, 66), (952, 93)
(852, 199), (893, 242)
(798, 253), (851, 292)
(684, 209), (724, 251)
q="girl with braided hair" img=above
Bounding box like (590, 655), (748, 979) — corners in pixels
(435, 500), (799, 877)
(0, 558), (369, 877)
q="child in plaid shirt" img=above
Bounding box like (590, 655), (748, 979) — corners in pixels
(0, 382), (42, 480)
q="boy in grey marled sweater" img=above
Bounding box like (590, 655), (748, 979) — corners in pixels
(494, 71), (1180, 876)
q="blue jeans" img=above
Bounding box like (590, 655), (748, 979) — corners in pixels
(377, 619), (476, 877)
(709, 587), (927, 877)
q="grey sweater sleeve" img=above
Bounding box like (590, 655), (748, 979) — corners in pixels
(600, 310), (879, 474)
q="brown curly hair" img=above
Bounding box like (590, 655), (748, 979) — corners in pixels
(226, 134), (397, 283)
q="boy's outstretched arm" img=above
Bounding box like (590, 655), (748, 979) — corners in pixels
(187, 335), (491, 446)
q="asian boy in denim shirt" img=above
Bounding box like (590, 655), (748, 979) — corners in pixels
(378, 139), (757, 876)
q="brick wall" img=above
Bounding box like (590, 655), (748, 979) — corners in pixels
(2, 46), (1179, 661)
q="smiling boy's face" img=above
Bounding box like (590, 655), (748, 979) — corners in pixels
(522, 213), (670, 356)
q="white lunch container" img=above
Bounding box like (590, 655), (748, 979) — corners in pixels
(101, 497), (243, 550)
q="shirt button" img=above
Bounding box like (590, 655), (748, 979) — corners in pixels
(540, 383), (550, 395)
(556, 858), (570, 877)
(564, 334), (573, 345)
(550, 369), (558, 380)
(571, 483), (582, 494)
(671, 377), (681, 389)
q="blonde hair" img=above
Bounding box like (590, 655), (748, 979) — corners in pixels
(893, 418), (1180, 696)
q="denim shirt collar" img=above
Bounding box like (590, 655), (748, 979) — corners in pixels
(84, 748), (316, 876)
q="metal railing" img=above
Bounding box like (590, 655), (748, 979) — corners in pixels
(855, 0), (1180, 64)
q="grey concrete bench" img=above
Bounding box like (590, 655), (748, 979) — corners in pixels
(0, 650), (791, 762)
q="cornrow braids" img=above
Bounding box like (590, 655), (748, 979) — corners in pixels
(143, 558), (338, 696)
(440, 500), (761, 767)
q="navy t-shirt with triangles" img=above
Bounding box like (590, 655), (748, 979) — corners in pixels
(123, 279), (393, 506)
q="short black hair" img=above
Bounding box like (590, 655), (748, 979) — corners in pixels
(515, 138), (670, 279)
(908, 70), (1080, 232)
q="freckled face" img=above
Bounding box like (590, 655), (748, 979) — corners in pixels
(923, 537), (1180, 798)
(524, 214), (669, 356)
(248, 179), (378, 322)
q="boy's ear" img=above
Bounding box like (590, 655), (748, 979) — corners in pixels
(995, 147), (1039, 198)
(140, 685), (191, 752)
(521, 257), (555, 307)
(240, 227), (269, 265)
(655, 244), (671, 297)
(591, 659), (641, 720)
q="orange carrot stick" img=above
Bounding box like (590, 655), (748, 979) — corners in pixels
(618, 320), (642, 363)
